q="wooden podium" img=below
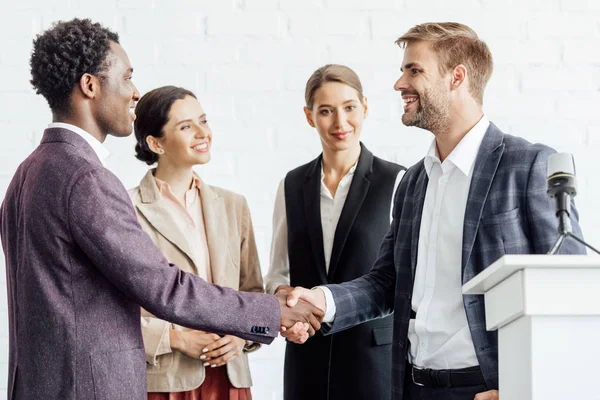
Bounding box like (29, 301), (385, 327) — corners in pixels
(463, 255), (600, 400)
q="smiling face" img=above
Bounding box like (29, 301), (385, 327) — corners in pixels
(151, 95), (212, 168)
(304, 81), (367, 154)
(393, 41), (452, 134)
(95, 41), (140, 137)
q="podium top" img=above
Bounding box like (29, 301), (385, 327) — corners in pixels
(462, 254), (598, 295)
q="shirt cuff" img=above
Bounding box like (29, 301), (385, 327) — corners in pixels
(157, 323), (173, 356)
(244, 340), (260, 353)
(316, 286), (336, 323)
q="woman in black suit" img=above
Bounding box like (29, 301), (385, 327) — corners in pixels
(266, 64), (406, 400)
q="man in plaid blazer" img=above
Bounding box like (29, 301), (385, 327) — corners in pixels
(285, 23), (586, 400)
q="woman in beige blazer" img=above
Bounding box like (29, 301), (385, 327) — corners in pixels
(129, 86), (263, 400)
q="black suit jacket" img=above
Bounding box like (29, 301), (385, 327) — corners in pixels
(283, 143), (405, 400)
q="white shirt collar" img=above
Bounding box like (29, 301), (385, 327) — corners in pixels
(319, 159), (358, 200)
(424, 115), (490, 177)
(48, 122), (110, 166)
(320, 160), (358, 181)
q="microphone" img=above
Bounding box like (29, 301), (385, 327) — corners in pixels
(546, 152), (600, 255)
(547, 153), (577, 227)
(546, 153), (600, 254)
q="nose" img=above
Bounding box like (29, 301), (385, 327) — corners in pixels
(195, 124), (210, 138)
(132, 82), (141, 102)
(335, 110), (345, 129)
(394, 73), (408, 92)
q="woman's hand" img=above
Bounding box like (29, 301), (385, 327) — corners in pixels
(169, 330), (221, 360)
(200, 335), (246, 367)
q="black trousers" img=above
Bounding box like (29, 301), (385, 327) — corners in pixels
(403, 377), (488, 400)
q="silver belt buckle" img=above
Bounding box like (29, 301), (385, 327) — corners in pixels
(411, 365), (425, 387)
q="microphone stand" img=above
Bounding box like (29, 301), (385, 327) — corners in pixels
(547, 191), (600, 255)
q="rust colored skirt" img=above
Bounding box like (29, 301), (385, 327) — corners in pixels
(147, 366), (252, 400)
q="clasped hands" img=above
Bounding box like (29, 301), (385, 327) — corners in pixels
(170, 329), (248, 367)
(276, 285), (327, 344)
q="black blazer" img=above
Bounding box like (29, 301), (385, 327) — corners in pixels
(283, 143), (405, 400)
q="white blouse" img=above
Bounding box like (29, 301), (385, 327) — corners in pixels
(265, 162), (404, 295)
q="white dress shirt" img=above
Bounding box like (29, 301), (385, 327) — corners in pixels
(408, 116), (489, 369)
(48, 122), (110, 166)
(265, 160), (404, 301)
(318, 117), (489, 366)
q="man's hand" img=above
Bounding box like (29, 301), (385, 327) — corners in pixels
(274, 285), (294, 296)
(278, 286), (328, 344)
(286, 286), (326, 311)
(169, 330), (220, 360)
(280, 321), (310, 344)
(200, 335), (246, 368)
(474, 390), (499, 400)
(276, 290), (324, 337)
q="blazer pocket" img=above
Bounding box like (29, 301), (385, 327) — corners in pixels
(372, 326), (393, 346)
(481, 207), (520, 227)
(90, 348), (146, 400)
(146, 352), (174, 374)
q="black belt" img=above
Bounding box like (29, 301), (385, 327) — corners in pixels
(408, 363), (485, 388)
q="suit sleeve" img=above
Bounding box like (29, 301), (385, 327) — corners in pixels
(237, 196), (264, 352)
(264, 179), (290, 294)
(140, 316), (172, 365)
(321, 177), (403, 335)
(237, 196), (264, 294)
(526, 147), (586, 255)
(68, 167), (280, 344)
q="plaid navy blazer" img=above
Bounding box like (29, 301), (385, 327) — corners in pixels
(324, 123), (586, 399)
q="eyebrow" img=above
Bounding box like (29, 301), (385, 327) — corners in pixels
(176, 114), (207, 125)
(400, 62), (423, 72)
(124, 67), (134, 75)
(317, 100), (358, 108)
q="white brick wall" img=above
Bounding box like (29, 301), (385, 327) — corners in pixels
(1, 1), (600, 398)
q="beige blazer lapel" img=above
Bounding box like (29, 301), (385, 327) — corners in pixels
(135, 170), (199, 274)
(199, 180), (230, 286)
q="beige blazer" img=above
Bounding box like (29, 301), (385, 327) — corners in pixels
(129, 170), (264, 392)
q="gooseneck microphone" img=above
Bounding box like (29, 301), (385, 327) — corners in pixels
(546, 153), (599, 255)
(547, 153), (577, 236)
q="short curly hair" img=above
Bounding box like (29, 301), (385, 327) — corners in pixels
(30, 18), (119, 114)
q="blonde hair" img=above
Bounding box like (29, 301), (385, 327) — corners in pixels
(395, 22), (493, 104)
(304, 64), (364, 109)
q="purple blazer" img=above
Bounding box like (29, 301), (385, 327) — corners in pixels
(0, 128), (279, 400)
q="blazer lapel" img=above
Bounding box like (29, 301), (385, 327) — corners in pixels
(135, 170), (198, 272)
(461, 123), (505, 282)
(327, 144), (372, 280)
(199, 181), (229, 286)
(303, 156), (329, 284)
(411, 164), (428, 278)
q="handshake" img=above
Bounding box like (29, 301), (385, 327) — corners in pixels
(275, 285), (328, 344)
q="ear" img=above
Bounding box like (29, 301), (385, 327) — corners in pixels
(145, 135), (163, 155)
(303, 107), (316, 128)
(79, 73), (101, 100)
(450, 64), (467, 91)
(362, 96), (369, 118)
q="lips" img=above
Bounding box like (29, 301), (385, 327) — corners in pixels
(191, 142), (209, 152)
(331, 131), (351, 140)
(402, 95), (419, 112)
